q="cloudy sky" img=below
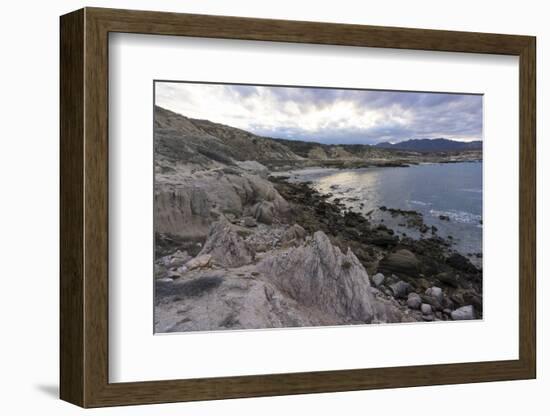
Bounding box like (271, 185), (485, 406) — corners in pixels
(155, 82), (482, 145)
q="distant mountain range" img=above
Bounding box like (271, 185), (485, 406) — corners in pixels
(375, 138), (482, 152)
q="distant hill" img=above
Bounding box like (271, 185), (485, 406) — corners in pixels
(154, 106), (482, 169)
(375, 138), (482, 152)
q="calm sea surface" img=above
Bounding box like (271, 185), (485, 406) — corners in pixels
(283, 162), (482, 264)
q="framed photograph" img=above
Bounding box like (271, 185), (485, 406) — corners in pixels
(60, 7), (536, 407)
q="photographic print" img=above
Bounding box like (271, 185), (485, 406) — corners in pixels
(153, 81), (483, 333)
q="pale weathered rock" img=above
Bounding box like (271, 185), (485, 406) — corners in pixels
(372, 273), (385, 287)
(426, 286), (444, 303)
(235, 160), (269, 177)
(176, 265), (188, 274)
(185, 254), (212, 271)
(243, 216), (257, 227)
(451, 305), (475, 321)
(407, 292), (422, 309)
(198, 219), (254, 268)
(155, 168), (290, 240)
(154, 267), (343, 333)
(259, 231), (376, 323)
(280, 223), (307, 245)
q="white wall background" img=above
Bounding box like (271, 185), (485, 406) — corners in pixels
(0, 0), (545, 414)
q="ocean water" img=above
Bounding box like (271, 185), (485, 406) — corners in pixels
(283, 162), (483, 264)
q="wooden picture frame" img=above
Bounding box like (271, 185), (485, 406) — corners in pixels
(60, 7), (536, 408)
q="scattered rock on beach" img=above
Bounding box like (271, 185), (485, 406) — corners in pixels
(451, 305), (475, 320)
(389, 280), (413, 299)
(407, 292), (422, 310)
(426, 286), (444, 303)
(372, 273), (385, 287)
(421, 303), (433, 315)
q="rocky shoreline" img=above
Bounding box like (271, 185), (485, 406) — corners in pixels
(268, 176), (482, 320)
(153, 106), (482, 333)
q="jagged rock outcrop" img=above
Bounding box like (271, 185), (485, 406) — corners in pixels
(259, 231), (376, 323)
(197, 219), (254, 268)
(155, 169), (290, 240)
(154, 269), (339, 333)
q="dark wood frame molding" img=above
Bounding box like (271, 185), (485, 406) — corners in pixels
(60, 7), (536, 408)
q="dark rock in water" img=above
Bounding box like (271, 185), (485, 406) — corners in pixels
(446, 253), (478, 273)
(365, 230), (398, 248)
(450, 292), (465, 306)
(379, 249), (420, 276)
(439, 215), (451, 221)
(389, 280), (413, 299)
(436, 271), (461, 288)
(463, 291), (482, 313)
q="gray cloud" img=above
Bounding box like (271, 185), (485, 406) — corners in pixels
(155, 82), (482, 145)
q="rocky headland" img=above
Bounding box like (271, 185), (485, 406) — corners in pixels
(153, 106), (482, 332)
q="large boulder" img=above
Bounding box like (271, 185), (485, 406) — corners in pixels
(197, 219), (254, 268)
(378, 249), (420, 277)
(259, 231), (376, 323)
